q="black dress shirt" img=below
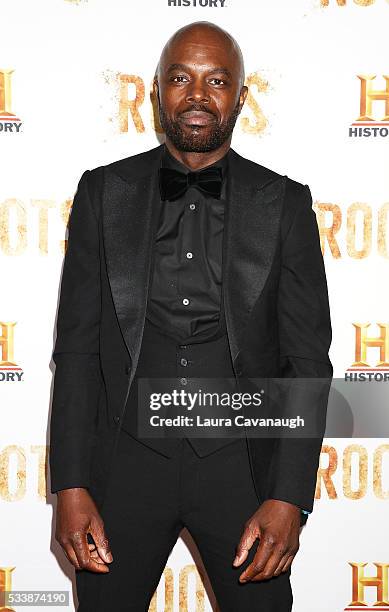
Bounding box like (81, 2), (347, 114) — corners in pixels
(146, 145), (229, 344)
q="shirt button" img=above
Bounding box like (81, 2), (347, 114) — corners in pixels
(189, 203), (196, 210)
(182, 298), (190, 305)
(180, 377), (188, 385)
(180, 358), (188, 366)
(186, 252), (193, 259)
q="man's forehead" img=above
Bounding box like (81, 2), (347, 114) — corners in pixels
(161, 39), (237, 71)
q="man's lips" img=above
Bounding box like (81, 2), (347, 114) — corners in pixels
(178, 110), (217, 127)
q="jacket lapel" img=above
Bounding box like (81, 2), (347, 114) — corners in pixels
(102, 145), (164, 369)
(223, 149), (286, 363)
(102, 144), (286, 373)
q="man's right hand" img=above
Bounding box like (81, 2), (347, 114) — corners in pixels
(55, 487), (113, 573)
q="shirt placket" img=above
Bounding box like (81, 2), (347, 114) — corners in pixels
(177, 188), (199, 388)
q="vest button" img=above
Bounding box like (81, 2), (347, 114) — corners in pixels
(180, 358), (188, 366)
(113, 415), (120, 424)
(125, 364), (131, 376)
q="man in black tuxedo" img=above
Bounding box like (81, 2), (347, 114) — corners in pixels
(49, 21), (332, 611)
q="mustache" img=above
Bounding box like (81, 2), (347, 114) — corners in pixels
(179, 104), (217, 118)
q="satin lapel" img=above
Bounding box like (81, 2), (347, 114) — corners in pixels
(223, 149), (286, 364)
(102, 146), (163, 368)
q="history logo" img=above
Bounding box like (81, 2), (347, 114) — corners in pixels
(0, 69), (23, 133)
(0, 322), (24, 382)
(346, 323), (389, 381)
(349, 75), (389, 138)
(345, 561), (389, 610)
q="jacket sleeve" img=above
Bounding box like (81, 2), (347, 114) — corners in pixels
(266, 182), (333, 513)
(49, 169), (103, 494)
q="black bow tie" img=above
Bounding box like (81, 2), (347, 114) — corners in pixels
(159, 166), (223, 201)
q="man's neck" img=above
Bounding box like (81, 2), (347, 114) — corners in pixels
(164, 139), (231, 171)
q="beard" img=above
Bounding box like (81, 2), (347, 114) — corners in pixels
(158, 101), (241, 153)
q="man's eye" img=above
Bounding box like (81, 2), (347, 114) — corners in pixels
(209, 78), (226, 85)
(171, 75), (188, 83)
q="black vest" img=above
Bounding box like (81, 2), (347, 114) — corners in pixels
(120, 288), (242, 457)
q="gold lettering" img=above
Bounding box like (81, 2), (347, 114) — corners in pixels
(240, 73), (268, 135)
(0, 70), (14, 115)
(321, 0), (377, 5)
(343, 445), (368, 500)
(0, 200), (27, 255)
(179, 564), (205, 611)
(119, 74), (145, 133)
(352, 323), (389, 368)
(349, 562), (389, 607)
(373, 445), (389, 500)
(317, 445), (338, 499)
(31, 200), (55, 255)
(347, 202), (372, 259)
(357, 75), (389, 122)
(0, 446), (26, 502)
(30, 446), (48, 501)
(0, 566), (16, 612)
(314, 202), (342, 258)
(378, 202), (389, 258)
(0, 323), (17, 366)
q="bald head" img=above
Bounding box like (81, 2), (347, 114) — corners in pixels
(157, 21), (245, 88)
(153, 20), (248, 160)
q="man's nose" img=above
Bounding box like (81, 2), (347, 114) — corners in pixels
(185, 81), (210, 104)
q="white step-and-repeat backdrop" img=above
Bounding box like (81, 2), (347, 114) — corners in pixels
(1, 0), (388, 610)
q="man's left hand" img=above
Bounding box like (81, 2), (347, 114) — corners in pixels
(233, 499), (301, 582)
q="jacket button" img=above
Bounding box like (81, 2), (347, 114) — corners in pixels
(113, 415), (120, 424)
(125, 364), (131, 376)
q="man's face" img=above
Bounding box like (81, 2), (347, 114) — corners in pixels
(155, 31), (247, 153)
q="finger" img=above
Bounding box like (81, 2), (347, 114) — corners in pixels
(253, 545), (290, 581)
(62, 544), (81, 570)
(253, 552), (293, 580)
(233, 526), (258, 566)
(279, 554), (294, 574)
(84, 534), (108, 565)
(91, 523), (113, 564)
(90, 548), (106, 564)
(271, 553), (291, 576)
(71, 530), (109, 573)
(239, 536), (274, 582)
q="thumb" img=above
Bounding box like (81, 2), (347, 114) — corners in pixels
(91, 521), (113, 564)
(233, 524), (259, 566)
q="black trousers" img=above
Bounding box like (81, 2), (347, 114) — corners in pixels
(76, 429), (293, 611)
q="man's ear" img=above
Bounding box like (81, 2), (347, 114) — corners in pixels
(238, 85), (248, 113)
(153, 78), (160, 104)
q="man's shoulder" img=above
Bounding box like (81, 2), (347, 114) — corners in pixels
(231, 149), (308, 197)
(87, 144), (164, 185)
(231, 150), (312, 231)
(105, 144), (163, 177)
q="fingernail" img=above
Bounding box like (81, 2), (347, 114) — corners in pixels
(106, 552), (113, 562)
(233, 556), (240, 566)
(239, 576), (247, 582)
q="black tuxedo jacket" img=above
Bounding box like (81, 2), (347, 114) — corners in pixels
(49, 144), (333, 521)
